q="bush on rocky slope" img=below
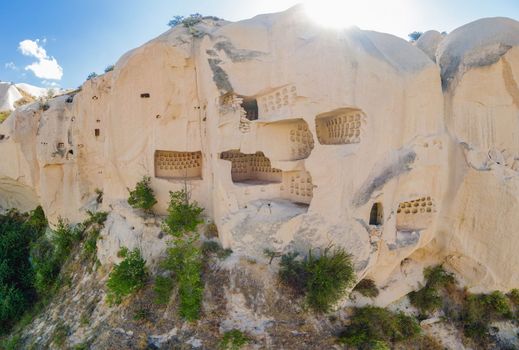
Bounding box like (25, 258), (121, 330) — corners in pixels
(409, 265), (456, 316)
(279, 246), (355, 312)
(0, 207), (47, 333)
(106, 248), (148, 305)
(161, 189), (205, 321)
(338, 306), (421, 349)
(352, 278), (379, 298)
(127, 176), (157, 213)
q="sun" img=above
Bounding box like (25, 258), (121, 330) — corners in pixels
(302, 0), (415, 33)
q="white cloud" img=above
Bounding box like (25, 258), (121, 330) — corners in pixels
(4, 62), (18, 70)
(18, 39), (63, 80)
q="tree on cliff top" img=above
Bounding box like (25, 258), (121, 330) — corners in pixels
(408, 31), (423, 41)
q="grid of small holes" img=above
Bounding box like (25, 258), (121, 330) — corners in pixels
(260, 85), (297, 113)
(317, 112), (362, 144)
(156, 151), (201, 171)
(288, 172), (313, 198)
(397, 197), (434, 214)
(290, 122), (314, 159)
(221, 152), (282, 175)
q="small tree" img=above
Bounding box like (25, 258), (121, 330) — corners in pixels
(104, 65), (114, 73)
(408, 31), (423, 42)
(161, 188), (205, 321)
(162, 189), (203, 237)
(168, 15), (185, 27)
(127, 176), (157, 213)
(106, 248), (148, 305)
(168, 13), (203, 28)
(86, 72), (98, 81)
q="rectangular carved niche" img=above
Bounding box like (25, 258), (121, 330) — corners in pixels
(281, 171), (313, 205)
(261, 119), (314, 161)
(155, 150), (202, 179)
(396, 197), (435, 230)
(221, 150), (282, 184)
(315, 108), (365, 145)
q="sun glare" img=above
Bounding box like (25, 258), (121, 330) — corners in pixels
(302, 0), (415, 35)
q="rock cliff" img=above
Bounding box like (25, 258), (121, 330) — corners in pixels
(1, 6), (519, 314)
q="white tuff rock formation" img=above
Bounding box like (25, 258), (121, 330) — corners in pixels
(1, 7), (519, 306)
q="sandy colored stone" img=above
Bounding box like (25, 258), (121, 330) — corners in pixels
(1, 6), (519, 306)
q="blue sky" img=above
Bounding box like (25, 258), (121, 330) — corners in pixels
(1, 0), (518, 89)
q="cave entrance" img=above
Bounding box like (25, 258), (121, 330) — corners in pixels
(241, 97), (258, 121)
(369, 202), (383, 226)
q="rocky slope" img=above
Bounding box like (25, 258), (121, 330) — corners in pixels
(1, 5), (519, 349)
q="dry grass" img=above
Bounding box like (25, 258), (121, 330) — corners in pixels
(14, 88), (36, 108)
(0, 110), (10, 123)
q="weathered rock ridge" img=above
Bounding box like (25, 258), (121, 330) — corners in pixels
(1, 7), (519, 306)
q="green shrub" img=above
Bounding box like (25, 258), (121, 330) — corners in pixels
(409, 265), (456, 316)
(84, 210), (108, 227)
(423, 265), (456, 289)
(162, 238), (203, 320)
(279, 252), (307, 295)
(86, 72), (97, 80)
(106, 248), (148, 305)
(409, 285), (442, 316)
(461, 291), (513, 341)
(201, 240), (232, 260)
(161, 189), (205, 320)
(0, 334), (21, 350)
(0, 208), (47, 333)
(52, 321), (70, 347)
(127, 176), (157, 213)
(153, 276), (174, 305)
(279, 247), (355, 312)
(104, 65), (114, 73)
(162, 189), (203, 237)
(507, 288), (519, 306)
(83, 228), (100, 260)
(338, 306), (420, 349)
(31, 235), (60, 294)
(52, 218), (81, 264)
(353, 279), (379, 298)
(218, 329), (252, 350)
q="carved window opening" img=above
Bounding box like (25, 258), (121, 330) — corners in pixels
(0, 135), (5, 141)
(241, 97), (258, 121)
(369, 202), (383, 225)
(315, 108), (365, 145)
(94, 129), (100, 137)
(221, 150), (281, 184)
(57, 142), (65, 150)
(140, 93), (150, 98)
(155, 150), (202, 179)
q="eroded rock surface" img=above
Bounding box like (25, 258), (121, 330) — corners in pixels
(1, 7), (519, 309)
